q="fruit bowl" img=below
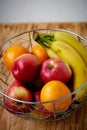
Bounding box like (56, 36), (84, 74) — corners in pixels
(0, 28), (87, 122)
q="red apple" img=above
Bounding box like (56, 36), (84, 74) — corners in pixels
(11, 54), (40, 84)
(6, 80), (23, 90)
(5, 80), (32, 113)
(33, 91), (41, 102)
(32, 91), (52, 119)
(40, 58), (72, 83)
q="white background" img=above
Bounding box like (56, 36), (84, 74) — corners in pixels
(0, 0), (87, 23)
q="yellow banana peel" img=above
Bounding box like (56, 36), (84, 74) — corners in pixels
(51, 41), (87, 101)
(54, 31), (87, 66)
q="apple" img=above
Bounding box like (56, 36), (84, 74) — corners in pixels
(32, 91), (52, 119)
(33, 91), (41, 102)
(5, 80), (32, 113)
(6, 80), (23, 90)
(40, 58), (72, 83)
(11, 54), (40, 84)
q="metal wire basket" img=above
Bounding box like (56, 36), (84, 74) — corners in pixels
(0, 28), (87, 122)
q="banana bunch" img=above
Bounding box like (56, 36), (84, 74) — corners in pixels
(33, 31), (87, 101)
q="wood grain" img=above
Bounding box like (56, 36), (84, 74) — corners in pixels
(0, 22), (87, 130)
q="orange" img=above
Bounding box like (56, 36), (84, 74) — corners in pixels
(4, 45), (29, 70)
(31, 44), (49, 64)
(40, 80), (72, 113)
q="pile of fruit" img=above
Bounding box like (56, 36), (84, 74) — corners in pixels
(3, 30), (87, 120)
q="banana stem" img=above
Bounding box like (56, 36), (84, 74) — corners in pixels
(33, 31), (53, 47)
(41, 33), (54, 39)
(40, 37), (52, 46)
(37, 39), (47, 49)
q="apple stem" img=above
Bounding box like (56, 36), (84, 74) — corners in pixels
(48, 64), (54, 69)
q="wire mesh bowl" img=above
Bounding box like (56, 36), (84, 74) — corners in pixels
(0, 28), (87, 122)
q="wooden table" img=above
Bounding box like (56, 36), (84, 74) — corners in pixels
(0, 22), (87, 130)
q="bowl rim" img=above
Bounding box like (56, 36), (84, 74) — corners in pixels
(0, 28), (87, 46)
(0, 82), (87, 104)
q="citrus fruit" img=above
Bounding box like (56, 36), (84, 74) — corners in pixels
(40, 80), (72, 113)
(31, 44), (49, 64)
(4, 45), (29, 70)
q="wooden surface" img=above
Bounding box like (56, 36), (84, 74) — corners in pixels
(0, 22), (87, 130)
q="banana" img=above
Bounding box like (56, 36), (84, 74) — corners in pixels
(51, 41), (87, 101)
(46, 48), (60, 59)
(53, 31), (87, 66)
